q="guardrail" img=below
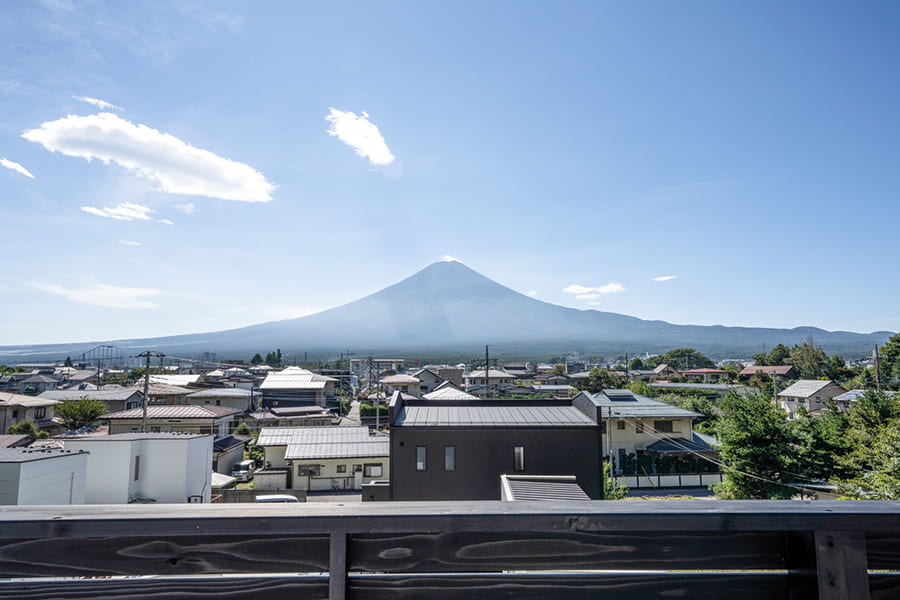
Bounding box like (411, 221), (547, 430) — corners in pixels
(1, 500), (898, 599)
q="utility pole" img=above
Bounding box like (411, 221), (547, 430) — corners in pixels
(875, 345), (882, 391)
(134, 351), (165, 433)
(624, 351), (629, 383)
(485, 345), (490, 399)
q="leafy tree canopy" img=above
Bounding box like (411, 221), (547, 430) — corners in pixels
(55, 397), (108, 430)
(7, 420), (49, 438)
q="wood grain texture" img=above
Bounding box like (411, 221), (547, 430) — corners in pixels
(349, 530), (787, 572)
(0, 576), (328, 600)
(0, 534), (329, 577)
(347, 573), (790, 600)
(815, 531), (870, 600)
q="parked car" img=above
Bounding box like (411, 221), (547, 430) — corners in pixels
(254, 494), (299, 503)
(231, 459), (255, 482)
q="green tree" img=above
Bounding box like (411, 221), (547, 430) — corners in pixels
(657, 393), (718, 435)
(7, 420), (49, 438)
(658, 348), (715, 370)
(250, 353), (263, 365)
(580, 368), (622, 392)
(836, 417), (900, 499)
(628, 357), (644, 370)
(603, 461), (629, 500)
(790, 336), (828, 379)
(55, 397), (108, 430)
(64, 356), (73, 367)
(235, 422), (252, 436)
(790, 404), (852, 481)
(712, 390), (795, 499)
(551, 363), (566, 376)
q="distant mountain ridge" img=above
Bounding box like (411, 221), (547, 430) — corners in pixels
(0, 261), (893, 362)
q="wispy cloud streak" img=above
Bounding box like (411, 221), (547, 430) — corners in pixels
(326, 108), (395, 166)
(30, 282), (160, 308)
(72, 95), (124, 111)
(0, 157), (35, 179)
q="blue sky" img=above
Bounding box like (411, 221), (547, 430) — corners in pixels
(2, 1), (899, 346)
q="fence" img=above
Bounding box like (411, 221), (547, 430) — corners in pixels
(1, 500), (898, 599)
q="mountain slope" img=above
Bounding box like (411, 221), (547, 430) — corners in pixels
(0, 261), (892, 361)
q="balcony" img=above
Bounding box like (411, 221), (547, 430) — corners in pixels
(1, 500), (898, 599)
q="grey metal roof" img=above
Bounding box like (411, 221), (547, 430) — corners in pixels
(590, 390), (701, 418)
(778, 380), (842, 399)
(0, 448), (87, 463)
(187, 388), (253, 399)
(649, 382), (745, 392)
(394, 404), (595, 427)
(0, 434), (34, 448)
(257, 426), (376, 446)
(102, 405), (240, 419)
(502, 476), (590, 501)
(40, 389), (142, 401)
(646, 431), (717, 453)
(422, 385), (480, 401)
(835, 389), (896, 402)
(286, 437), (389, 460)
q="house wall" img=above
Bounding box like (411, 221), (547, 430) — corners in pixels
(17, 453), (88, 505)
(0, 463), (20, 504)
(263, 445), (288, 468)
(139, 437), (212, 503)
(606, 416), (694, 456)
(288, 457), (389, 492)
(64, 439), (133, 503)
(214, 443), (245, 475)
(780, 383), (847, 419)
(390, 427), (602, 501)
(108, 418), (230, 436)
(189, 396), (250, 413)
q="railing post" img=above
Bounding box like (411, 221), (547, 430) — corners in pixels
(814, 530), (869, 600)
(329, 532), (348, 600)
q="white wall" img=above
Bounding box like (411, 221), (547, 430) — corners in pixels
(0, 464), (20, 504)
(17, 453), (87, 505)
(64, 439), (132, 503)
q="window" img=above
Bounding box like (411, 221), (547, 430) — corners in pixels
(364, 463), (382, 477)
(297, 465), (320, 476)
(444, 446), (455, 471)
(337, 464), (346, 473)
(514, 446), (525, 471)
(353, 464), (362, 473)
(11, 410), (17, 419)
(600, 422), (606, 434)
(151, 427), (160, 433)
(654, 420), (674, 433)
(134, 455), (140, 481)
(617, 420), (625, 430)
(416, 446), (427, 471)
(636, 420), (644, 434)
(35, 407), (46, 419)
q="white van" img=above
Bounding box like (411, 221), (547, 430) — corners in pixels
(254, 494), (299, 503)
(231, 459), (255, 482)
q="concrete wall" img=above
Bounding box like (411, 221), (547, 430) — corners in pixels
(65, 439), (133, 503)
(289, 457), (388, 491)
(391, 427), (602, 501)
(0, 464), (20, 504)
(214, 443), (244, 475)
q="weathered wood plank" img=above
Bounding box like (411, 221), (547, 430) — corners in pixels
(330, 532), (348, 600)
(864, 534), (900, 570)
(0, 576), (328, 600)
(2, 501), (900, 537)
(347, 572), (790, 599)
(869, 573), (900, 600)
(349, 531), (787, 572)
(0, 534), (329, 577)
(784, 531), (818, 600)
(815, 530), (870, 600)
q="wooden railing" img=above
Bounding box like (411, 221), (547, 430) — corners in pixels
(1, 500), (899, 599)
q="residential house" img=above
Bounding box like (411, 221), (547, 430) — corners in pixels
(186, 387), (255, 413)
(259, 366), (337, 408)
(60, 370), (98, 388)
(437, 368), (464, 388)
(412, 368), (444, 394)
(0, 434), (35, 448)
(579, 389), (717, 475)
(531, 384), (576, 397)
(380, 374), (421, 397)
(533, 373), (570, 386)
(149, 374), (203, 388)
(212, 434), (247, 475)
(350, 358), (405, 379)
(422, 382), (480, 401)
(777, 380), (848, 420)
(739, 365), (796, 380)
(39, 388), (143, 414)
(63, 432), (212, 503)
(388, 392), (605, 501)
(102, 405), (239, 437)
(831, 389), (896, 411)
(256, 426), (389, 492)
(241, 406), (337, 429)
(464, 369), (516, 395)
(502, 363), (533, 379)
(138, 383), (194, 405)
(681, 368), (729, 383)
(0, 392), (59, 435)
(17, 374), (60, 395)
(0, 448), (88, 505)
(652, 364), (682, 379)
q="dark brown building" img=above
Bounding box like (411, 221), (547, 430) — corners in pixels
(388, 392), (604, 500)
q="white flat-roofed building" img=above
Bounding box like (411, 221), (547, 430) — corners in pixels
(0, 447), (88, 505)
(63, 432), (213, 504)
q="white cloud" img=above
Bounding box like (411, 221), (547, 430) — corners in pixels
(81, 202), (171, 224)
(564, 282), (626, 297)
(117, 240), (141, 246)
(652, 275), (677, 282)
(441, 255), (462, 263)
(23, 112), (275, 202)
(172, 202), (195, 215)
(526, 290), (538, 298)
(0, 157), (35, 179)
(30, 282), (160, 308)
(326, 108), (395, 166)
(72, 95), (124, 111)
